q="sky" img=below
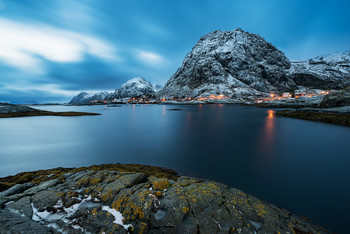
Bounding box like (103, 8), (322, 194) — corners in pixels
(0, 0), (349, 103)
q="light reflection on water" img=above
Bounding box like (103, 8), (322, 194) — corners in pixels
(0, 104), (350, 232)
(259, 110), (276, 156)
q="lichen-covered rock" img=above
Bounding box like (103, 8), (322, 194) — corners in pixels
(0, 167), (331, 233)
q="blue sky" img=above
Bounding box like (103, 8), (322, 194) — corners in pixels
(0, 0), (349, 103)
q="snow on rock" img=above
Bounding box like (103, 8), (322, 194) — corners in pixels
(101, 206), (133, 230)
(31, 195), (99, 232)
(288, 51), (350, 89)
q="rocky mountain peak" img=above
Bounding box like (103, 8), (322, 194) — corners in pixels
(123, 77), (149, 87)
(159, 29), (350, 99)
(69, 91), (110, 104)
(153, 84), (163, 92)
(107, 77), (156, 100)
(191, 29), (291, 69)
(159, 28), (292, 99)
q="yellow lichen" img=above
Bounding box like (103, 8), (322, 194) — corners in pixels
(155, 191), (164, 198)
(182, 207), (189, 214)
(152, 178), (170, 190)
(288, 223), (297, 234)
(139, 222), (147, 234)
(90, 177), (102, 185)
(112, 191), (148, 221)
(254, 203), (267, 217)
(91, 208), (98, 215)
(100, 189), (114, 202)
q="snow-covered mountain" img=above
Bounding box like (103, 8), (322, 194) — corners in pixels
(288, 51), (350, 89)
(69, 77), (160, 104)
(107, 77), (157, 100)
(69, 91), (110, 104)
(153, 84), (163, 92)
(159, 28), (350, 99)
(159, 28), (291, 99)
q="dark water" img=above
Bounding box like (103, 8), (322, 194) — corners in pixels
(1, 104), (349, 232)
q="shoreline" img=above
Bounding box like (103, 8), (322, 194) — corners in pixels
(0, 103), (100, 118)
(276, 108), (350, 127)
(0, 110), (101, 118)
(3, 102), (350, 128)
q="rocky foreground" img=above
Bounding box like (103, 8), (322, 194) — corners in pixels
(0, 103), (100, 118)
(0, 164), (330, 233)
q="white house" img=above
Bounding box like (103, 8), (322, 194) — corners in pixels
(282, 92), (291, 98)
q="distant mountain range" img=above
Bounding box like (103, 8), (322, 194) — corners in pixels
(70, 28), (350, 103)
(158, 28), (350, 99)
(69, 91), (111, 105)
(69, 78), (161, 104)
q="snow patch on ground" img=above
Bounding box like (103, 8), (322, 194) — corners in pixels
(31, 195), (100, 232)
(101, 206), (132, 230)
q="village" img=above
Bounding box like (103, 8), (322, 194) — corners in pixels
(85, 89), (331, 105)
(254, 89), (330, 103)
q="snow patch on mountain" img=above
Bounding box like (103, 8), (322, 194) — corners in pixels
(107, 77), (156, 100)
(69, 91), (110, 104)
(153, 84), (163, 92)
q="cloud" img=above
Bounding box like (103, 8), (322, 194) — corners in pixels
(0, 17), (119, 74)
(0, 83), (80, 103)
(3, 84), (79, 97)
(137, 50), (165, 66)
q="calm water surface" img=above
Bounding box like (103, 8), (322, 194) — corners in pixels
(1, 104), (349, 232)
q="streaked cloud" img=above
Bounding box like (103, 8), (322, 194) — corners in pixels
(3, 84), (79, 97)
(137, 50), (165, 66)
(0, 18), (119, 74)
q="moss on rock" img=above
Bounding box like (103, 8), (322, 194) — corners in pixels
(0, 164), (179, 192)
(277, 109), (350, 126)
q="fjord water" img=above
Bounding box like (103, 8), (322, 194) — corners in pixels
(1, 104), (349, 232)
